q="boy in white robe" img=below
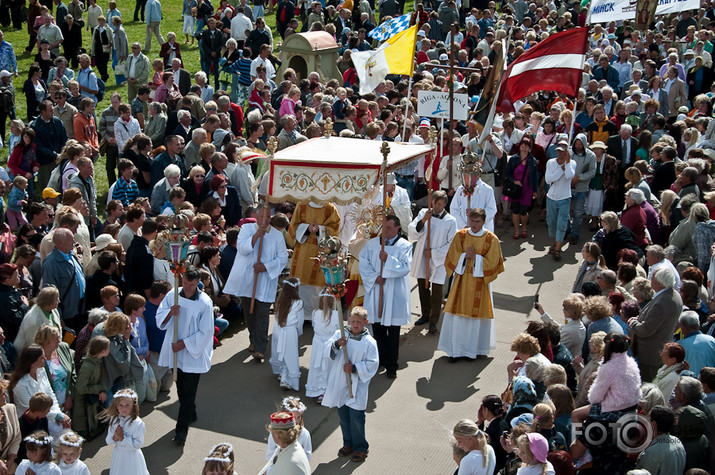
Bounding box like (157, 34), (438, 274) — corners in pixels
(375, 173), (412, 237)
(156, 266), (215, 444)
(321, 306), (379, 463)
(358, 214), (412, 379)
(450, 177), (498, 232)
(408, 189), (458, 333)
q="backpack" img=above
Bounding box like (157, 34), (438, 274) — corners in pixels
(46, 158), (70, 194)
(96, 77), (106, 102)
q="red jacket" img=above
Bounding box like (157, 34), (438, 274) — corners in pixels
(8, 144), (39, 177)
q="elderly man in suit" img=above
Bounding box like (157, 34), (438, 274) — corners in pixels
(607, 124), (637, 209)
(664, 66), (687, 122)
(628, 267), (683, 381)
(169, 58), (192, 96)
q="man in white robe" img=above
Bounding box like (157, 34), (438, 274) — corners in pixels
(359, 215), (412, 379)
(223, 208), (289, 361)
(375, 173), (412, 237)
(408, 190), (458, 333)
(450, 176), (498, 232)
(156, 266), (214, 444)
(321, 306), (379, 462)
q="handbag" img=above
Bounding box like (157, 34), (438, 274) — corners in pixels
(114, 61), (126, 76)
(99, 137), (109, 156)
(142, 359), (158, 402)
(503, 158), (529, 200)
(501, 381), (514, 406)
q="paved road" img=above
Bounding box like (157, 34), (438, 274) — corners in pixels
(82, 218), (586, 474)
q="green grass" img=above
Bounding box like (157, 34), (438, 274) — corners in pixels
(2, 0), (280, 207)
(1, 0), (408, 213)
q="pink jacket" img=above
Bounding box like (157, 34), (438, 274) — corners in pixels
(279, 97), (298, 118)
(588, 352), (642, 412)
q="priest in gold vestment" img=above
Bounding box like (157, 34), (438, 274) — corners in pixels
(438, 208), (505, 359)
(287, 202), (341, 321)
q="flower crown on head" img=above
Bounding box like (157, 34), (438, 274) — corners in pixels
(113, 388), (138, 401)
(284, 278), (300, 288)
(58, 432), (85, 448)
(282, 397), (307, 413)
(24, 435), (53, 445)
(204, 442), (233, 463)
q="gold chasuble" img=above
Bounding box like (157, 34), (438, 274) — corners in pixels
(287, 203), (341, 286)
(443, 229), (505, 319)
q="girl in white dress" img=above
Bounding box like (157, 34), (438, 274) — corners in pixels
(100, 388), (149, 475)
(202, 442), (236, 475)
(305, 292), (340, 402)
(265, 397), (312, 462)
(55, 431), (90, 475)
(15, 431), (61, 475)
(269, 278), (304, 391)
(452, 419), (497, 475)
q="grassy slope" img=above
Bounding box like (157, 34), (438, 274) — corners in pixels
(2, 0), (410, 210)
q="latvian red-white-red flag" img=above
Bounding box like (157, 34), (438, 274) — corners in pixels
(496, 28), (588, 114)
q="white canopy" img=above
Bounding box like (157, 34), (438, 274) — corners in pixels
(267, 137), (433, 205)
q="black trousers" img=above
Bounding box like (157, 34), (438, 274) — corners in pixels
(134, 0), (146, 21)
(96, 52), (110, 81)
(176, 369), (201, 434)
(372, 323), (399, 372)
(417, 278), (443, 324)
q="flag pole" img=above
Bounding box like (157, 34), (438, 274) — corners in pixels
(402, 75), (414, 140)
(447, 41), (456, 193)
(424, 126), (438, 289)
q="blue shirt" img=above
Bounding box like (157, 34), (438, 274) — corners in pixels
(58, 249), (85, 298)
(146, 0), (163, 23)
(679, 331), (715, 375)
(144, 300), (165, 353)
(77, 67), (98, 103)
(0, 41), (18, 74)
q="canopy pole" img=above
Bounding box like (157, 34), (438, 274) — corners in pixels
(378, 141), (390, 321)
(250, 137), (278, 313)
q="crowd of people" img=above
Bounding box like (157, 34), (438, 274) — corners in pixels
(0, 0), (713, 472)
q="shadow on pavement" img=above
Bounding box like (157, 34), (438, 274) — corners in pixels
(142, 433), (186, 475)
(415, 356), (492, 411)
(493, 291), (538, 316)
(312, 457), (363, 474)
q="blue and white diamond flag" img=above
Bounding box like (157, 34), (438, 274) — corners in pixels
(367, 14), (411, 42)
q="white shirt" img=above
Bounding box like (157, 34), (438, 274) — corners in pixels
(223, 224), (289, 302)
(408, 208), (458, 284)
(359, 235), (412, 326)
(250, 55), (276, 79)
(450, 181), (497, 232)
(230, 13), (253, 41)
(545, 158), (576, 201)
(647, 258), (682, 292)
(155, 288), (214, 373)
(128, 53), (139, 78)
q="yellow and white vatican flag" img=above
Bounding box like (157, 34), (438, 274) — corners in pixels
(352, 24), (417, 95)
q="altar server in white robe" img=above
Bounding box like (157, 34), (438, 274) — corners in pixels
(375, 173), (412, 237)
(408, 189), (458, 334)
(450, 173), (498, 232)
(321, 306), (379, 461)
(359, 215), (412, 379)
(156, 266), (214, 444)
(438, 208), (505, 360)
(223, 208), (289, 361)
